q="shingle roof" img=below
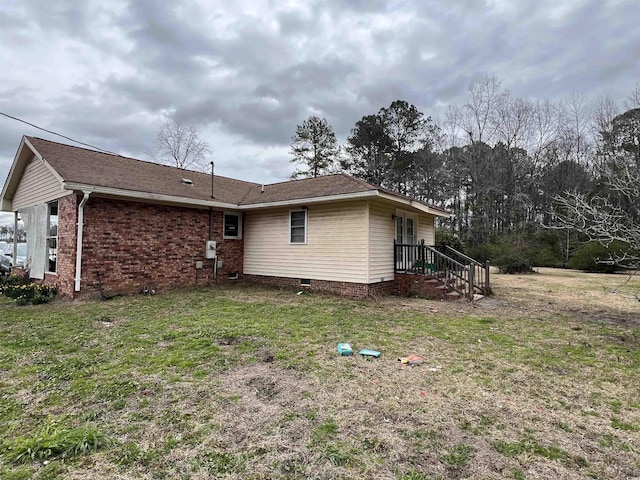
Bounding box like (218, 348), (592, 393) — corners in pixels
(26, 137), (257, 205)
(238, 174), (377, 205)
(23, 136), (449, 215)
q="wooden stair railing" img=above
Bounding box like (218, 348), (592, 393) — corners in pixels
(394, 240), (492, 300)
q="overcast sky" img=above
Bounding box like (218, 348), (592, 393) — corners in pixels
(1, 0), (639, 227)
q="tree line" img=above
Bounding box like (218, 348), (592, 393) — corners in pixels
(0, 224), (26, 242)
(290, 76), (640, 270)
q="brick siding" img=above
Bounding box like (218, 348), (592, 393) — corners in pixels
(394, 272), (447, 299)
(368, 280), (395, 297)
(75, 197), (243, 296)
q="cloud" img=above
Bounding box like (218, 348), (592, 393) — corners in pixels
(1, 0), (640, 228)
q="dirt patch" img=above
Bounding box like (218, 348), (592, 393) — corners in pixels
(217, 335), (258, 346)
(246, 376), (280, 400)
(94, 315), (128, 328)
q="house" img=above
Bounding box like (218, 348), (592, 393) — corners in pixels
(1, 136), (484, 299)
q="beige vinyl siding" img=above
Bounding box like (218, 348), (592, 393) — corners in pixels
(12, 156), (66, 210)
(368, 201), (395, 283)
(366, 201), (436, 283)
(417, 213), (435, 245)
(388, 205), (435, 245)
(244, 201), (369, 283)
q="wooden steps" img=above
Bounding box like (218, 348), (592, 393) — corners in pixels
(394, 271), (467, 301)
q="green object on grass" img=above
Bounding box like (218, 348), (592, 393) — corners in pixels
(359, 349), (381, 358)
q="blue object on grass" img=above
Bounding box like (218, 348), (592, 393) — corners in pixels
(337, 343), (353, 355)
(359, 349), (381, 358)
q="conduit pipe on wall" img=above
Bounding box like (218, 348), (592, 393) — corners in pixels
(209, 207), (216, 282)
(74, 191), (91, 292)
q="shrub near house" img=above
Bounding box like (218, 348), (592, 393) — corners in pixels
(0, 274), (56, 305)
(568, 241), (630, 273)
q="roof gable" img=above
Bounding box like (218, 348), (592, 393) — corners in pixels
(12, 153), (67, 210)
(0, 137), (64, 210)
(25, 137), (258, 206)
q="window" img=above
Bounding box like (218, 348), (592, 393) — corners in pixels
(406, 216), (415, 243)
(396, 215), (404, 244)
(47, 201), (58, 273)
(290, 210), (307, 244)
(223, 213), (242, 239)
(394, 210), (417, 244)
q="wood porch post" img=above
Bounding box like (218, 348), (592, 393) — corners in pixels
(485, 260), (491, 295)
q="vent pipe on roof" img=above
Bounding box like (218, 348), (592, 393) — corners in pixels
(211, 162), (216, 198)
(261, 184), (264, 193)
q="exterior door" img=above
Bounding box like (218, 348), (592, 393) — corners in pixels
(395, 211), (418, 268)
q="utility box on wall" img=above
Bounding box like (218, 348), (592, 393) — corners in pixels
(205, 240), (217, 259)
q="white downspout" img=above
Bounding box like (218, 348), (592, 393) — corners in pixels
(13, 212), (18, 264)
(74, 191), (91, 292)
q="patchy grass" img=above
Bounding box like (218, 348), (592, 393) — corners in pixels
(0, 268), (639, 479)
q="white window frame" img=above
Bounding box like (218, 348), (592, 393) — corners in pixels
(223, 212), (242, 239)
(394, 209), (418, 244)
(289, 209), (307, 244)
(46, 201), (58, 274)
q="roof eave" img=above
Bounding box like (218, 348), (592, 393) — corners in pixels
(238, 189), (452, 216)
(62, 183), (241, 210)
(376, 191), (452, 217)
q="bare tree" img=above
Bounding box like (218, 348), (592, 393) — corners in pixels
(590, 96), (619, 146)
(624, 81), (640, 109)
(460, 75), (506, 144)
(553, 158), (639, 270)
(443, 105), (464, 149)
(492, 94), (533, 151)
(152, 119), (212, 170)
(528, 100), (562, 165)
(558, 91), (593, 165)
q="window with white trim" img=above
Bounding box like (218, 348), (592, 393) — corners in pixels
(223, 213), (242, 239)
(46, 201), (58, 273)
(290, 210), (307, 244)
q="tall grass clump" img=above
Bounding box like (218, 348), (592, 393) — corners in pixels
(2, 419), (112, 463)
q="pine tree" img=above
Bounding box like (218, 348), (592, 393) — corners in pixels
(290, 116), (339, 178)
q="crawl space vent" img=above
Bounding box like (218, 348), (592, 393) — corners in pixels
(181, 178), (193, 185)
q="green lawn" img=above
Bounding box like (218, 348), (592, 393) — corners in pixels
(0, 277), (639, 479)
